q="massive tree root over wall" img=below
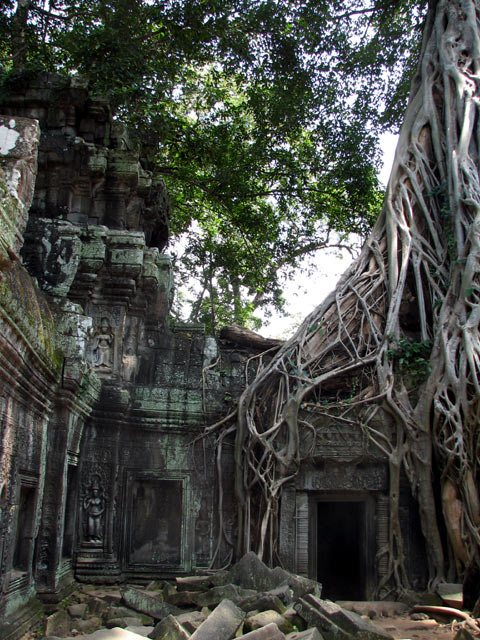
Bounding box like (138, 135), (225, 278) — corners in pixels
(210, 0), (480, 595)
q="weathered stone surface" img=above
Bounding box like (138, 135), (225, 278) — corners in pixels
(166, 591), (200, 607)
(108, 606), (143, 618)
(106, 617), (144, 628)
(229, 552), (278, 591)
(73, 617), (103, 634)
(336, 603), (408, 619)
(125, 628), (154, 638)
(245, 611), (294, 634)
(123, 588), (179, 621)
(45, 610), (71, 637)
(0, 115), (40, 259)
(294, 599), (351, 640)
(303, 597), (392, 640)
(267, 585), (294, 605)
(195, 584), (258, 607)
(286, 629), (324, 640)
(175, 576), (215, 592)
(228, 553), (320, 601)
(67, 603), (88, 618)
(88, 597), (112, 617)
(175, 611), (206, 633)
(271, 568), (321, 600)
(83, 629), (150, 639)
(238, 622), (287, 639)
(238, 593), (286, 614)
(437, 583), (463, 608)
(190, 599), (245, 640)
(148, 614), (191, 640)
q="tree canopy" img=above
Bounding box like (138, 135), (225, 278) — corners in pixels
(0, 0), (427, 331)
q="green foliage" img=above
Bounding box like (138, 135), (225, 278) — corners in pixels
(0, 0), (427, 330)
(388, 336), (432, 382)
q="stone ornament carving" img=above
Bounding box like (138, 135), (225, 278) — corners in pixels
(89, 318), (114, 371)
(83, 474), (105, 544)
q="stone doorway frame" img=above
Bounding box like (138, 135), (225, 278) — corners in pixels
(122, 469), (192, 575)
(308, 492), (376, 600)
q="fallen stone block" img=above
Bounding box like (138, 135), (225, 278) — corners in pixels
(125, 627), (154, 638)
(271, 568), (321, 599)
(176, 610), (206, 633)
(123, 588), (181, 621)
(106, 617), (144, 628)
(437, 583), (463, 608)
(67, 603), (88, 618)
(82, 629), (151, 639)
(45, 610), (71, 638)
(267, 585), (294, 605)
(175, 576), (215, 592)
(73, 617), (103, 634)
(166, 591), (200, 607)
(190, 599), (245, 640)
(238, 622), (287, 639)
(286, 629), (324, 639)
(303, 596), (392, 640)
(238, 593), (286, 614)
(109, 606), (143, 619)
(88, 596), (111, 617)
(229, 552), (277, 591)
(194, 583), (258, 607)
(245, 610), (294, 635)
(337, 602), (407, 619)
(294, 598), (351, 640)
(148, 614), (191, 640)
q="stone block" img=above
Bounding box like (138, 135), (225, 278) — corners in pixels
(88, 596), (111, 617)
(267, 585), (294, 605)
(175, 575), (215, 592)
(437, 583), (463, 608)
(303, 596), (392, 640)
(229, 552), (277, 591)
(294, 598), (351, 640)
(123, 587), (181, 621)
(286, 629), (324, 640)
(148, 614), (191, 640)
(45, 610), (71, 637)
(238, 593), (286, 614)
(106, 617), (144, 628)
(271, 568), (321, 599)
(166, 591), (200, 607)
(245, 611), (294, 634)
(67, 603), (88, 618)
(195, 583), (258, 607)
(125, 628), (154, 638)
(238, 622), (287, 639)
(190, 599), (245, 640)
(175, 611), (206, 633)
(73, 617), (103, 634)
(82, 629), (151, 639)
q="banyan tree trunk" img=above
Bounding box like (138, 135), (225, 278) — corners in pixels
(226, 0), (480, 594)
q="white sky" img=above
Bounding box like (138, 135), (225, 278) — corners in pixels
(261, 132), (398, 338)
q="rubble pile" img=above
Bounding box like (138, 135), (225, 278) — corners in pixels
(39, 553), (393, 640)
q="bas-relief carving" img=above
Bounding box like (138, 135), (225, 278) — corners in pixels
(297, 462), (388, 492)
(82, 474), (106, 545)
(89, 318), (114, 371)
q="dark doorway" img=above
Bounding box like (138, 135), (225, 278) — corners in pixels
(13, 485), (36, 572)
(63, 465), (78, 558)
(315, 498), (371, 600)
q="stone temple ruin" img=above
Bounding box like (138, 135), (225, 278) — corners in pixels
(0, 74), (428, 639)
